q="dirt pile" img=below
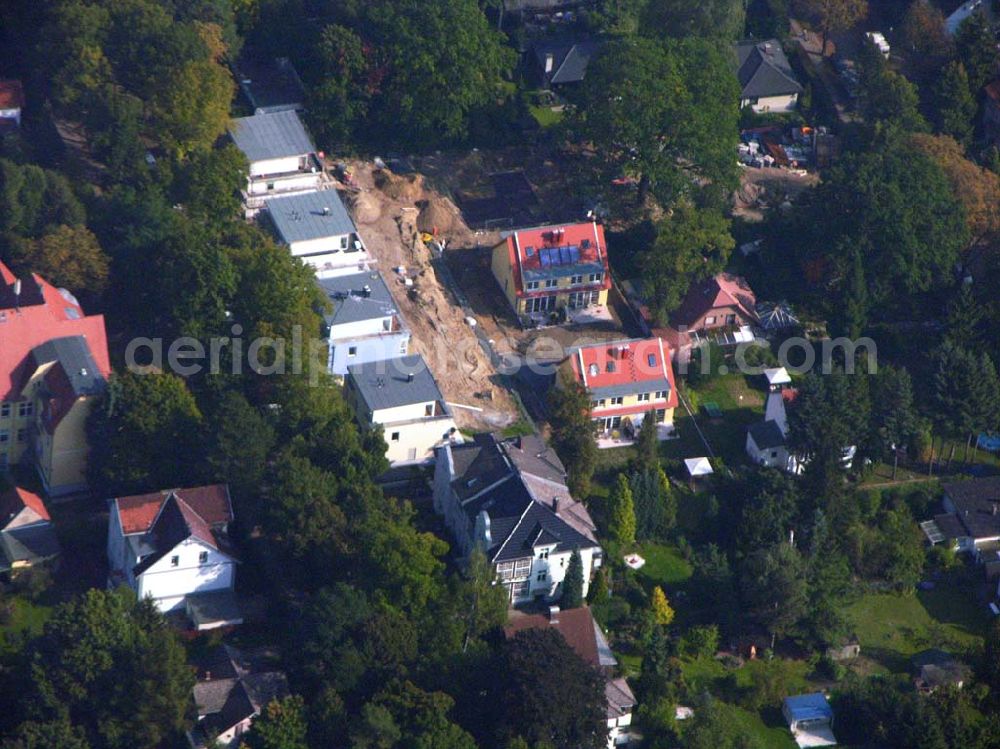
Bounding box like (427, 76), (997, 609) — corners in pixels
(348, 190), (381, 224)
(416, 199), (457, 235)
(374, 169), (424, 202)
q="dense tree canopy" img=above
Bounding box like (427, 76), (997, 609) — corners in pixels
(492, 629), (607, 749)
(572, 37), (739, 207)
(13, 589), (192, 749)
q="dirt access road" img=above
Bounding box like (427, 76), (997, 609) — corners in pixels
(339, 161), (519, 432)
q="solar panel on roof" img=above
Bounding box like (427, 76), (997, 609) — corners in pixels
(568, 246), (580, 262)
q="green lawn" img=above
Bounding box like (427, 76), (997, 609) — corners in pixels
(528, 105), (563, 129)
(847, 587), (989, 674)
(726, 705), (798, 749)
(677, 660), (800, 749)
(635, 542), (693, 588)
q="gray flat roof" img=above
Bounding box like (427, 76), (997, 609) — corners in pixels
(317, 271), (402, 327)
(266, 190), (356, 244)
(229, 111), (314, 162)
(348, 355), (444, 411)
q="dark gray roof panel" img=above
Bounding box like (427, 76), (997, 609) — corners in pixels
(30, 336), (106, 396)
(266, 190), (357, 244)
(318, 271), (401, 327)
(943, 477), (1000, 539)
(347, 355), (444, 411)
(748, 419), (786, 450)
(229, 111), (314, 162)
(735, 39), (803, 98)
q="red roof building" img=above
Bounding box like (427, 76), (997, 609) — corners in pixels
(561, 337), (678, 438)
(491, 222), (612, 320)
(0, 261), (110, 495)
(107, 485), (239, 619)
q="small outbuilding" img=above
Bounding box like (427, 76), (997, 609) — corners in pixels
(783, 693), (836, 748)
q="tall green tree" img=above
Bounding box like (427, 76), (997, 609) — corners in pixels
(16, 588), (193, 749)
(805, 141), (967, 313)
(573, 38), (738, 206)
(642, 0), (746, 41)
(795, 0), (868, 55)
(608, 473), (637, 546)
(870, 366), (918, 479)
(363, 0), (515, 149)
(458, 548), (509, 651)
(549, 377), (598, 497)
(955, 9), (1000, 93)
(492, 629), (607, 749)
(634, 409), (661, 468)
(244, 696), (309, 749)
(838, 246), (869, 338)
(641, 200), (734, 324)
(561, 549), (585, 609)
(931, 62), (977, 143)
(87, 370), (205, 494)
(740, 543), (808, 645)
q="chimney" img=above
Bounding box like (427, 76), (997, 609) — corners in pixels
(545, 53), (554, 73)
(362, 284), (371, 298)
(993, 503), (998, 516)
(407, 372), (414, 383)
(552, 497), (560, 514)
(322, 206), (331, 215)
(548, 606), (560, 623)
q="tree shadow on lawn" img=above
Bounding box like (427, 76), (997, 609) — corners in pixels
(915, 587), (989, 641)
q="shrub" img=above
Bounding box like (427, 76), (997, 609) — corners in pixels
(680, 625), (720, 659)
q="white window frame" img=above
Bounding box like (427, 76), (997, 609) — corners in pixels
(637, 393), (650, 402)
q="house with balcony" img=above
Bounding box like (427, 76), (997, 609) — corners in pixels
(107, 485), (242, 628)
(318, 271), (410, 376)
(0, 261), (110, 496)
(560, 337), (677, 444)
(264, 189), (370, 277)
(926, 477), (1000, 559)
(433, 433), (602, 604)
(505, 605), (635, 748)
(491, 221), (611, 324)
(228, 110), (326, 218)
(344, 355), (459, 465)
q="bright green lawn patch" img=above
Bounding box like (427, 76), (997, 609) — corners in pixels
(636, 542), (693, 588)
(681, 655), (727, 694)
(726, 704), (798, 749)
(619, 653), (642, 678)
(529, 105), (563, 129)
(847, 588), (988, 673)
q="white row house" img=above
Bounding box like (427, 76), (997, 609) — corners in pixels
(319, 271), (411, 376)
(229, 111), (326, 218)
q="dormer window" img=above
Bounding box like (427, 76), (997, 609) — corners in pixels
(606, 362), (615, 373)
(647, 354), (657, 367)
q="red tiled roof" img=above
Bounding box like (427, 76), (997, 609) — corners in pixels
(505, 607), (601, 667)
(670, 272), (758, 330)
(567, 337), (679, 410)
(0, 80), (24, 110)
(0, 486), (50, 525)
(499, 222), (611, 297)
(115, 484), (233, 535)
(0, 261), (111, 401)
